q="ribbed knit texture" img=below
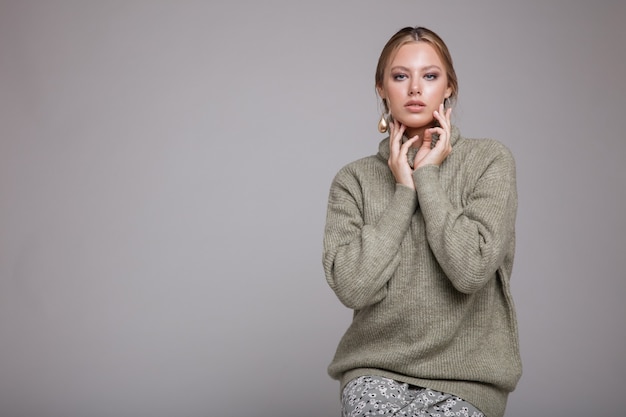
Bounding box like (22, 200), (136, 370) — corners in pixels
(322, 127), (522, 417)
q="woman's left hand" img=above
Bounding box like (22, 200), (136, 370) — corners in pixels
(414, 103), (452, 169)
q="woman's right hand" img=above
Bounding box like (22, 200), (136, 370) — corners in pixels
(388, 119), (419, 189)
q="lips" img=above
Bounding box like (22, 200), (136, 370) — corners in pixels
(404, 100), (426, 112)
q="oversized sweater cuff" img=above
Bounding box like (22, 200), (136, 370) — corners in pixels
(413, 165), (449, 205)
(413, 165), (452, 237)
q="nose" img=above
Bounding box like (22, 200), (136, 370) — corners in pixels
(409, 79), (421, 96)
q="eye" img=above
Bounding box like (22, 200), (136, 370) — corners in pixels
(392, 73), (408, 81)
(424, 73), (439, 81)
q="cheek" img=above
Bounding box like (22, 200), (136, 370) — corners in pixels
(388, 88), (405, 105)
(432, 83), (449, 98)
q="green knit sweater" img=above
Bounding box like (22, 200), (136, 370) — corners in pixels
(323, 126), (522, 417)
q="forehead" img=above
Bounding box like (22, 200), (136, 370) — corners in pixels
(388, 41), (443, 68)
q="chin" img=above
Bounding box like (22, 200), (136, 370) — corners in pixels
(395, 115), (434, 129)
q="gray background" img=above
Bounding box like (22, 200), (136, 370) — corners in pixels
(1, 1), (624, 416)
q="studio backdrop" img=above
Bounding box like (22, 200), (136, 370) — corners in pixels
(0, 1), (624, 416)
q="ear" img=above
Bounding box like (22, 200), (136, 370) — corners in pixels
(445, 85), (452, 99)
(376, 84), (386, 100)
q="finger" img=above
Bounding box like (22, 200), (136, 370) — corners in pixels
(433, 107), (449, 130)
(396, 132), (415, 160)
(431, 126), (448, 141)
(444, 107), (452, 129)
(443, 109), (452, 140)
(395, 120), (406, 137)
(420, 129), (433, 149)
(427, 127), (447, 149)
(392, 121), (406, 146)
(389, 120), (406, 158)
(389, 119), (399, 143)
(400, 135), (419, 153)
(432, 128), (452, 156)
(433, 108), (452, 143)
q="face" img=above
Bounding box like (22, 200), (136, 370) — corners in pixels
(377, 42), (451, 135)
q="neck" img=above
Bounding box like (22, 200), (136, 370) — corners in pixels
(404, 121), (437, 147)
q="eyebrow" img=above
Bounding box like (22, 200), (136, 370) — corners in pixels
(390, 65), (443, 72)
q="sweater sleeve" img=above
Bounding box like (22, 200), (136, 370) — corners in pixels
(323, 170), (417, 310)
(413, 144), (517, 294)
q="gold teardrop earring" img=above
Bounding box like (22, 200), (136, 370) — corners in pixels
(378, 99), (389, 133)
(377, 113), (389, 133)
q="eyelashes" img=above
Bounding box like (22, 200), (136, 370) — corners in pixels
(391, 73), (440, 81)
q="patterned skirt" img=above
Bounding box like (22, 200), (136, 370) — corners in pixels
(341, 376), (485, 417)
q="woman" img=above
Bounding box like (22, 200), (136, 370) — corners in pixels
(322, 26), (522, 417)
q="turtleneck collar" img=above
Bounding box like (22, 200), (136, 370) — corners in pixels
(377, 125), (461, 168)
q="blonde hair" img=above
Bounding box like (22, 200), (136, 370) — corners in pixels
(375, 26), (458, 113)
